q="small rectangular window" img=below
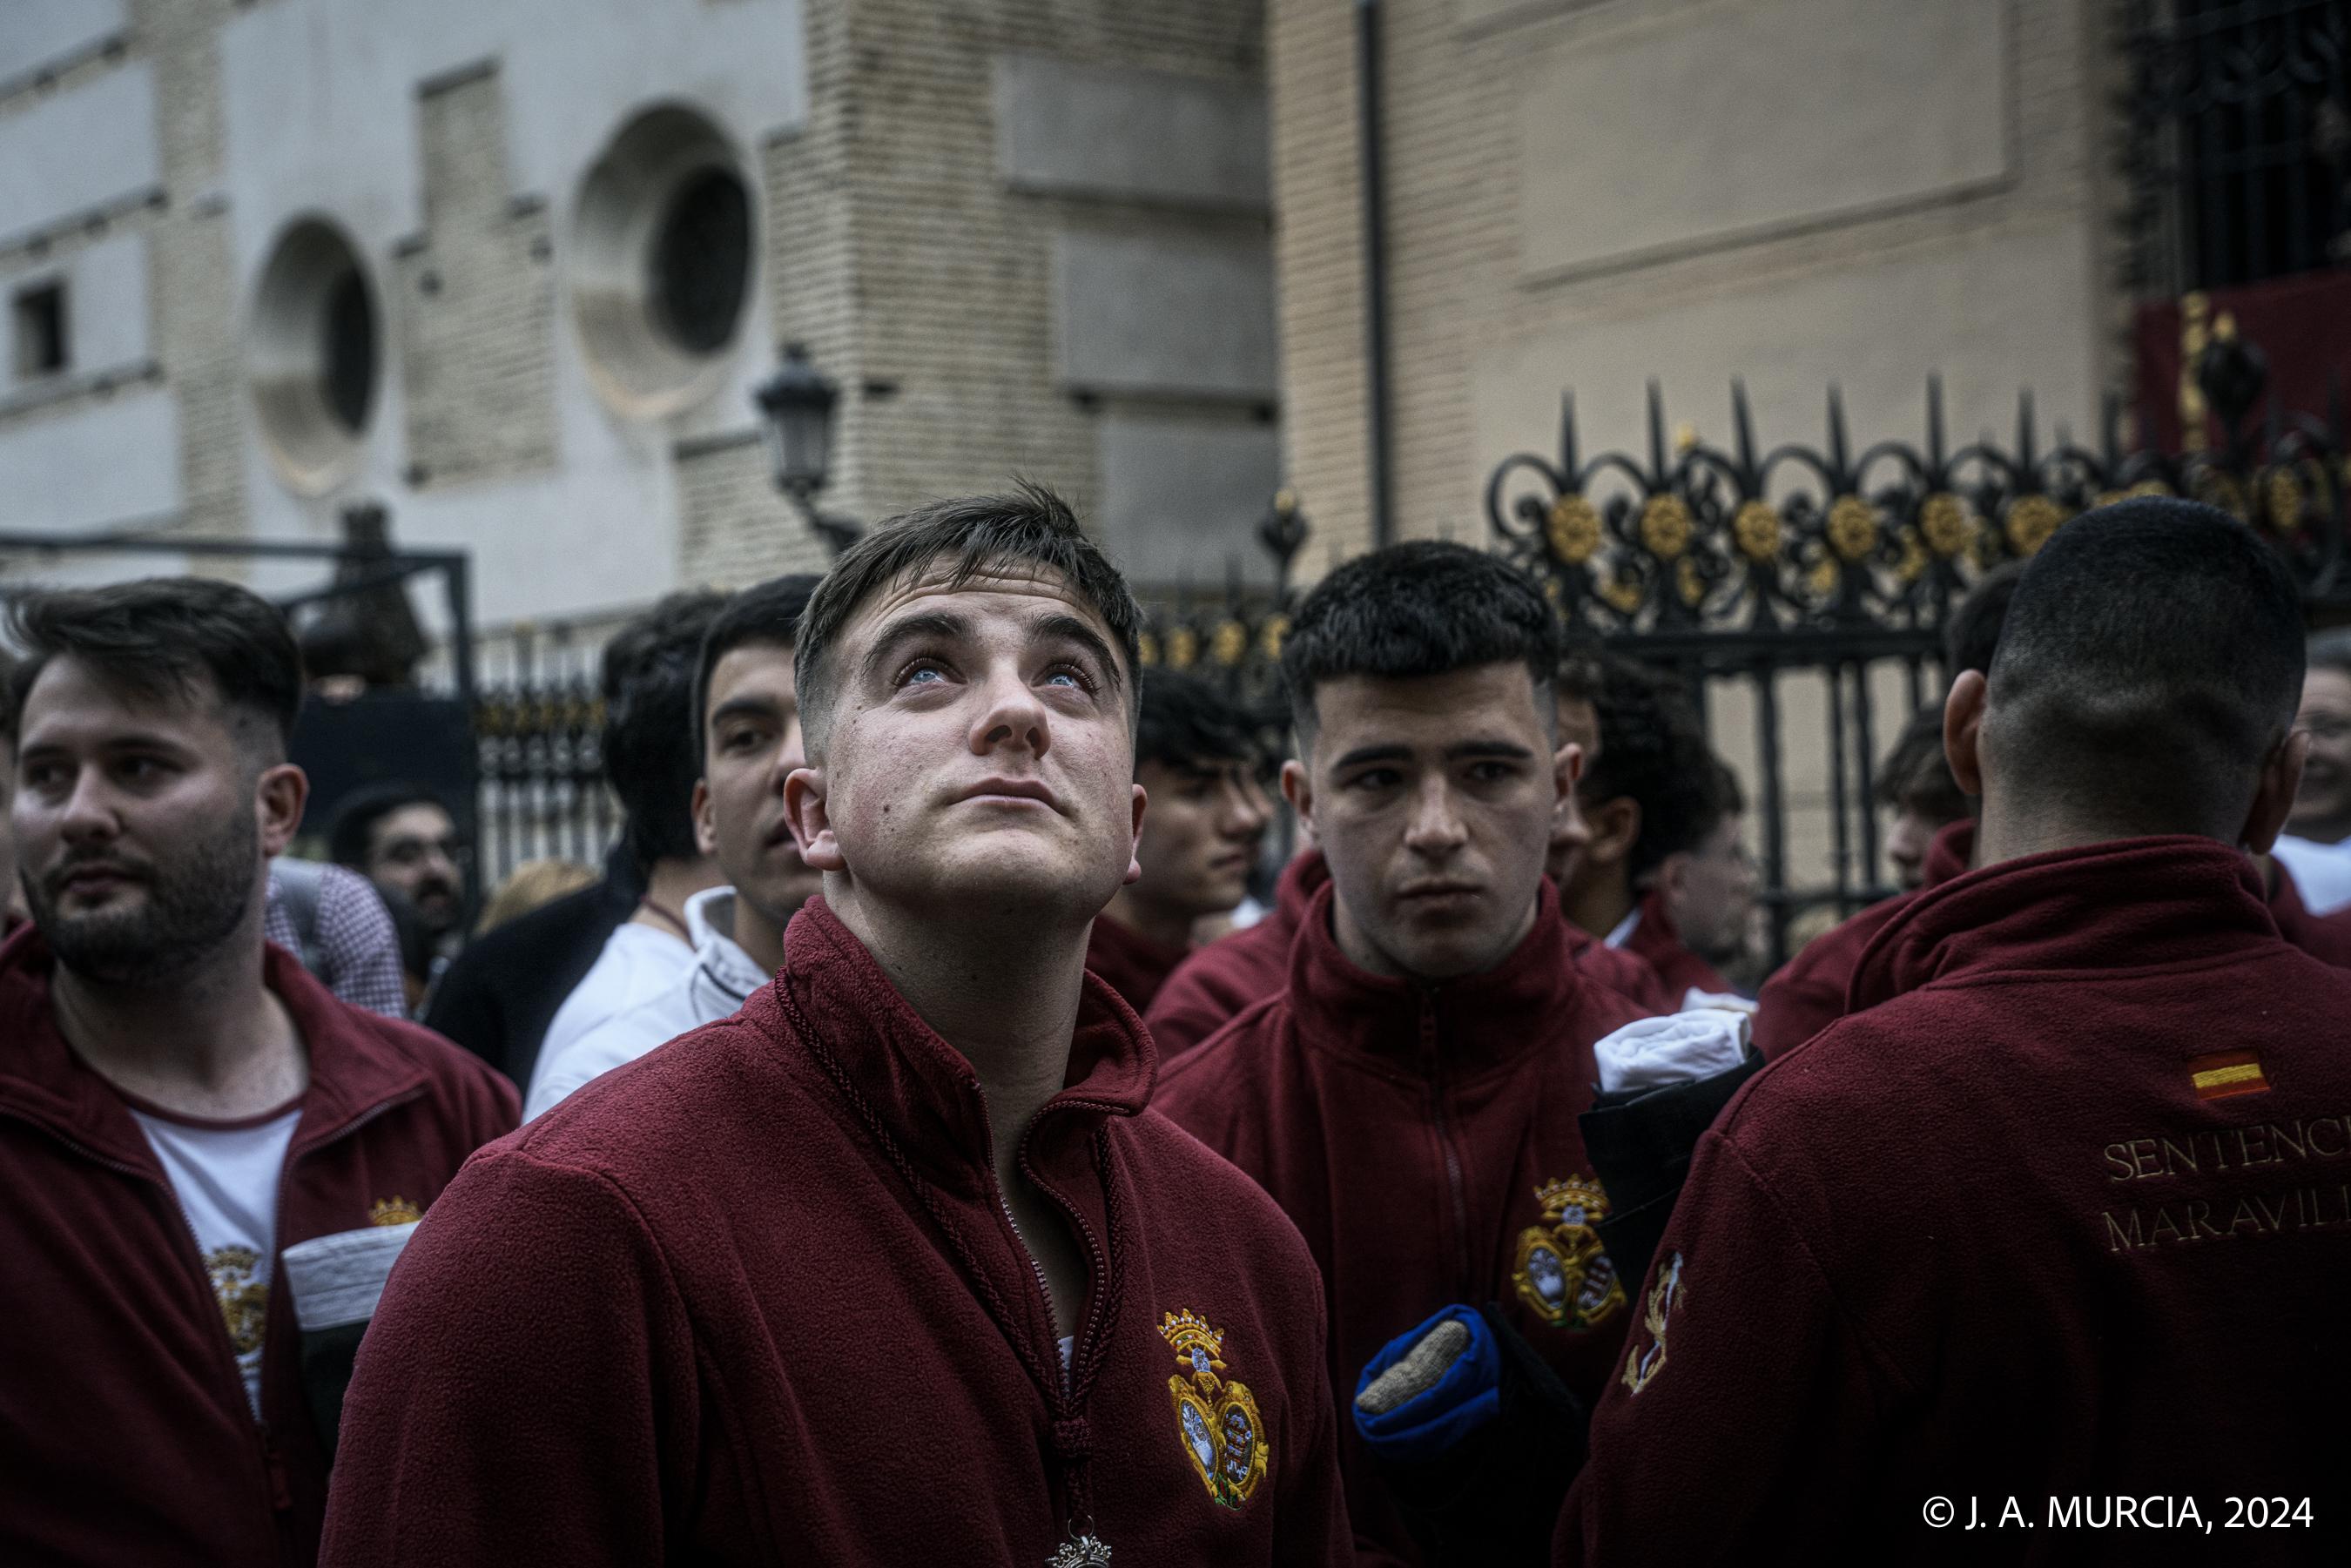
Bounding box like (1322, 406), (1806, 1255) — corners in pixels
(13, 281), (68, 379)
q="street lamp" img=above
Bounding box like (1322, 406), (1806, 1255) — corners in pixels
(752, 343), (862, 555)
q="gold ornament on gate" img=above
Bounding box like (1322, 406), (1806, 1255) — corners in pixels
(1732, 501), (1782, 564)
(1258, 614), (1289, 662)
(2264, 469), (2303, 530)
(1919, 493), (1971, 558)
(1826, 495), (1878, 562)
(2004, 495), (2065, 556)
(1546, 495), (1603, 565)
(1210, 621), (1247, 667)
(1166, 628), (1198, 670)
(1137, 631), (1160, 668)
(1601, 575), (1644, 614)
(1639, 495), (1693, 562)
(1677, 558), (1705, 607)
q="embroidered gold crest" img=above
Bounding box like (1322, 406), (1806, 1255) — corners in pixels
(205, 1245), (268, 1354)
(1160, 1309), (1270, 1510)
(1620, 1251), (1685, 1396)
(369, 1196), (423, 1227)
(1510, 1175), (1624, 1330)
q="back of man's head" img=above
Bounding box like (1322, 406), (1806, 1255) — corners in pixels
(793, 482), (1143, 757)
(695, 574), (821, 757)
(1137, 667), (1257, 773)
(603, 591), (728, 875)
(1581, 656), (1717, 882)
(5, 577), (304, 764)
(1984, 498), (2303, 838)
(1279, 541), (1558, 749)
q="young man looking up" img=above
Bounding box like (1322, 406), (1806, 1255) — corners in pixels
(1155, 542), (1647, 1565)
(523, 575), (825, 1118)
(0, 580), (515, 1567)
(1088, 666), (1272, 1016)
(322, 489), (1350, 1566)
(1559, 500), (2351, 1561)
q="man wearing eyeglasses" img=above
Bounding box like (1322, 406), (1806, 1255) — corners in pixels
(328, 785), (467, 986)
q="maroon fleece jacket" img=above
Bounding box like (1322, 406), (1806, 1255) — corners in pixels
(1156, 878), (1647, 1565)
(1148, 849), (1330, 1059)
(1752, 819), (1976, 1058)
(1615, 889), (1733, 1005)
(0, 927), (517, 1568)
(1086, 911), (1192, 1016)
(1558, 838), (2351, 1565)
(320, 897), (1351, 1567)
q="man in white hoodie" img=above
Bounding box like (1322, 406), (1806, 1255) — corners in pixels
(525, 575), (823, 1118)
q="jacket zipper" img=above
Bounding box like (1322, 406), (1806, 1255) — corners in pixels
(1420, 991), (1474, 1295)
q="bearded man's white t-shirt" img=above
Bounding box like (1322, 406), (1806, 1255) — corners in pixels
(122, 1094), (304, 1419)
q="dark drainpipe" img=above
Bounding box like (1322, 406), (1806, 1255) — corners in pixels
(1356, 0), (1395, 549)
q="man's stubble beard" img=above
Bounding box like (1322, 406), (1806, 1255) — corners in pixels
(31, 800), (261, 988)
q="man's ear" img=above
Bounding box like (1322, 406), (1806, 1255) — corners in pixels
(2242, 729), (2309, 855)
(1653, 849), (1693, 904)
(1582, 795), (1640, 866)
(783, 765), (846, 872)
(1943, 672), (1987, 799)
(1280, 758), (1315, 840)
(1551, 740), (1583, 804)
(255, 763), (308, 858)
(1125, 782), (1146, 886)
(691, 777), (717, 858)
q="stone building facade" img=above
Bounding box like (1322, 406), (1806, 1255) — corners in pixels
(0, 0), (1281, 640)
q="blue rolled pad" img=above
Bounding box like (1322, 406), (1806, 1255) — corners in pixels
(1351, 1303), (1501, 1463)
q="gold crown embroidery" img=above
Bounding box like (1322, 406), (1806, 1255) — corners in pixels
(369, 1196), (423, 1228)
(1160, 1309), (1269, 1510)
(205, 1245), (269, 1354)
(1510, 1174), (1625, 1331)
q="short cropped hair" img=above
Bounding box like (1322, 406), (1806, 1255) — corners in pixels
(694, 574), (821, 758)
(602, 591), (728, 873)
(4, 577), (304, 759)
(1137, 667), (1258, 772)
(793, 483), (1142, 753)
(1580, 655), (1718, 881)
(1873, 701), (1968, 819)
(1985, 497), (2303, 832)
(1945, 562), (2024, 676)
(1280, 541), (1559, 744)
(330, 782), (451, 868)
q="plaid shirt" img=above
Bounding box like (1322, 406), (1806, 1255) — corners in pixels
(264, 862), (411, 1019)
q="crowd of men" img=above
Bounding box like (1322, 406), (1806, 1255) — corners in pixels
(1, 488), (2343, 1565)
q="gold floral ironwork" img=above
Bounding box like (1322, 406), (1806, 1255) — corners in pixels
(1895, 528), (1927, 583)
(1166, 627), (1198, 670)
(2004, 495), (2065, 556)
(1258, 614), (1289, 662)
(1137, 631), (1160, 668)
(2264, 469), (2303, 529)
(1601, 576), (1643, 614)
(1676, 558), (1705, 606)
(1919, 493), (1972, 558)
(1210, 621), (1248, 667)
(1826, 496), (1878, 562)
(1547, 495), (1603, 565)
(1639, 495), (1693, 562)
(1732, 501), (1781, 564)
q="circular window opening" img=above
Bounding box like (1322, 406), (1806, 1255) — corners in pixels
(250, 219), (378, 491)
(573, 105), (757, 416)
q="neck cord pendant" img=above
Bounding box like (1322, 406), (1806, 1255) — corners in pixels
(774, 975), (1124, 1566)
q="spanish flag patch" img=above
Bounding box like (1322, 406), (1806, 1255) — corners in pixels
(2188, 1050), (2269, 1100)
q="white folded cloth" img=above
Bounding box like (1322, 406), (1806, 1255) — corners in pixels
(1595, 1009), (1752, 1094)
(281, 1221), (419, 1333)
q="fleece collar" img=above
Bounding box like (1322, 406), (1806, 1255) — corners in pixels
(767, 898), (1155, 1194)
(0, 924), (430, 1173)
(1287, 875), (1589, 1080)
(1848, 836), (2277, 1014)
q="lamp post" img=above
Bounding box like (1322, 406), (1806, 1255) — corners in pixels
(752, 343), (863, 556)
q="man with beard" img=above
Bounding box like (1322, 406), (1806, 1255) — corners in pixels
(329, 784), (467, 960)
(0, 578), (516, 1567)
(524, 575), (825, 1117)
(322, 488), (1349, 1565)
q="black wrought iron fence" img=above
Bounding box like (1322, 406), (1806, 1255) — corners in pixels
(472, 622), (616, 888)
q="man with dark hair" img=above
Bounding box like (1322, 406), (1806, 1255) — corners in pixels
(1874, 702), (1970, 891)
(1559, 499), (2351, 1559)
(1558, 656), (1736, 1004)
(1647, 758), (1757, 986)
(1157, 541), (1647, 1564)
(421, 602), (694, 1080)
(2270, 625), (2351, 912)
(1085, 666), (1271, 1016)
(324, 487), (1350, 1565)
(328, 782), (466, 950)
(527, 590), (728, 1087)
(0, 578), (515, 1567)
(525, 575), (825, 1117)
